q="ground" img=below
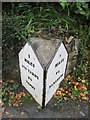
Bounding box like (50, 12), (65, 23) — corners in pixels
(2, 98), (89, 118)
(1, 52), (89, 119)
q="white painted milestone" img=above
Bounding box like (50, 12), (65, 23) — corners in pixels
(45, 42), (68, 106)
(19, 43), (44, 106)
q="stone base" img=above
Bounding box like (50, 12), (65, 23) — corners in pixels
(29, 37), (80, 75)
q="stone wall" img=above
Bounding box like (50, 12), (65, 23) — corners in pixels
(64, 38), (80, 74)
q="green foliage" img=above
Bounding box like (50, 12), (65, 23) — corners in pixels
(75, 2), (90, 19)
(2, 2), (90, 55)
(72, 90), (79, 97)
(21, 93), (33, 103)
(2, 80), (19, 103)
(59, 2), (90, 19)
(2, 79), (32, 106)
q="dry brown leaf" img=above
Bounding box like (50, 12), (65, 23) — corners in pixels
(9, 104), (12, 106)
(74, 86), (78, 90)
(65, 36), (74, 43)
(82, 80), (86, 83)
(35, 30), (42, 34)
(2, 108), (5, 113)
(73, 97), (77, 100)
(81, 96), (88, 101)
(56, 91), (62, 96)
(68, 93), (71, 96)
(58, 88), (64, 92)
(79, 85), (87, 90)
(10, 80), (14, 83)
(1, 102), (4, 106)
(62, 93), (66, 97)
(63, 97), (67, 100)
(79, 92), (85, 97)
(74, 82), (79, 86)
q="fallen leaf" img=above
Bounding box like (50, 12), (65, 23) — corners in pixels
(79, 85), (87, 90)
(64, 97), (67, 100)
(9, 104), (12, 106)
(2, 108), (5, 113)
(56, 91), (62, 95)
(65, 75), (73, 81)
(10, 80), (14, 83)
(74, 82), (79, 86)
(59, 88), (64, 92)
(65, 36), (74, 43)
(81, 96), (88, 101)
(35, 30), (42, 34)
(64, 85), (68, 90)
(68, 93), (71, 96)
(79, 92), (85, 97)
(1, 102), (4, 106)
(73, 97), (77, 100)
(66, 91), (68, 93)
(74, 86), (78, 90)
(82, 80), (86, 83)
(73, 67), (76, 70)
(62, 93), (66, 96)
(6, 111), (10, 115)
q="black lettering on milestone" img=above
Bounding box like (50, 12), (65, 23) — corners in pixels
(22, 65), (27, 70)
(56, 70), (60, 75)
(55, 58), (64, 67)
(28, 54), (30, 58)
(28, 76), (32, 81)
(26, 80), (35, 90)
(24, 58), (35, 67)
(28, 69), (39, 80)
(32, 72), (34, 76)
(33, 64), (35, 67)
(49, 74), (63, 88)
(37, 76), (39, 80)
(61, 58), (64, 63)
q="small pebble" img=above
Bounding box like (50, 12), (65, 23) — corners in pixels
(54, 103), (57, 106)
(37, 105), (42, 109)
(21, 112), (24, 115)
(10, 114), (13, 117)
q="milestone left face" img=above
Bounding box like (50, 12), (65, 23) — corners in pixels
(19, 43), (44, 106)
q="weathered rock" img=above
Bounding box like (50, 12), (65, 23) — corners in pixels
(29, 37), (61, 68)
(28, 37), (80, 75)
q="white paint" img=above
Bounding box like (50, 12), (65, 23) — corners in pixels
(19, 42), (68, 107)
(19, 43), (44, 106)
(45, 42), (68, 106)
